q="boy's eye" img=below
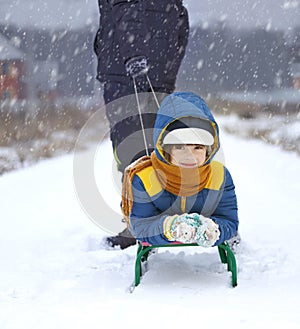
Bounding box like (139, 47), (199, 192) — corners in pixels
(174, 145), (184, 150)
(194, 145), (205, 150)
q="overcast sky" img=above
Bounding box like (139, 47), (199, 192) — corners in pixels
(184, 0), (299, 31)
(0, 0), (299, 31)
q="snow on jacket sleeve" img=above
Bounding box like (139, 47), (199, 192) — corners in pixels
(129, 175), (171, 245)
(109, 0), (148, 63)
(210, 168), (239, 245)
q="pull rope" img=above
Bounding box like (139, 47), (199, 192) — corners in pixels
(133, 77), (149, 156)
(146, 74), (160, 109)
(132, 74), (161, 157)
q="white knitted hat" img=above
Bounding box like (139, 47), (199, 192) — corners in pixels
(163, 127), (214, 145)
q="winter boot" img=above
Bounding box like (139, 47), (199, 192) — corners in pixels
(106, 227), (136, 249)
(226, 232), (241, 253)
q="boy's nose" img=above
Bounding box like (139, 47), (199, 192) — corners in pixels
(183, 152), (195, 160)
(184, 148), (194, 156)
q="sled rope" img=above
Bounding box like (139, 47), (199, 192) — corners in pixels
(146, 74), (160, 109)
(132, 75), (161, 157)
(133, 77), (149, 156)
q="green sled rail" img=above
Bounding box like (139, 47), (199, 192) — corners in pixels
(134, 241), (237, 288)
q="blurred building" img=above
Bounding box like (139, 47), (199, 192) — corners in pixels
(0, 33), (26, 101)
(34, 60), (59, 102)
(0, 25), (97, 102)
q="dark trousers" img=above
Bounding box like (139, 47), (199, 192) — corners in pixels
(103, 79), (172, 172)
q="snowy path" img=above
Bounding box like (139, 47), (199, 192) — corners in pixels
(1, 129), (300, 329)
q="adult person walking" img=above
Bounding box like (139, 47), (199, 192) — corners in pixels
(94, 0), (189, 249)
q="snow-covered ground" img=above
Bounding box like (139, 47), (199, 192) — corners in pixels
(1, 127), (300, 329)
(219, 112), (300, 155)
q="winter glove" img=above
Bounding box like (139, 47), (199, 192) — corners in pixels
(164, 213), (201, 243)
(195, 215), (220, 248)
(125, 56), (149, 78)
(164, 213), (220, 247)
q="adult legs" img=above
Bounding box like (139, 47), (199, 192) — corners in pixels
(103, 80), (171, 248)
(103, 81), (165, 172)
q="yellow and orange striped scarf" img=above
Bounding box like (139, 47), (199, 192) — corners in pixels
(122, 152), (211, 225)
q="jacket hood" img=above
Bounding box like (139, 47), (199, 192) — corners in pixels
(153, 92), (220, 164)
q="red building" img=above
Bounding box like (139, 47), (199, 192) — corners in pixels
(0, 34), (26, 101)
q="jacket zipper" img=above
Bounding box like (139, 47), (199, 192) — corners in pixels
(181, 196), (186, 213)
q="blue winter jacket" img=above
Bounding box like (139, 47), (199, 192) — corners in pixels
(128, 92), (238, 245)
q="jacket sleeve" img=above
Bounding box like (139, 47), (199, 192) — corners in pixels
(210, 168), (239, 245)
(129, 175), (171, 245)
(108, 0), (148, 63)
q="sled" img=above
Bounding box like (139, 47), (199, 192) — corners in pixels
(134, 241), (237, 288)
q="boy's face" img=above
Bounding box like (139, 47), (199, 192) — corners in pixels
(169, 144), (207, 168)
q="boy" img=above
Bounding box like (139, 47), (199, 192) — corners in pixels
(122, 92), (239, 246)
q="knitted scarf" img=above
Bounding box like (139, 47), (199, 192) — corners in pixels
(122, 152), (211, 225)
(122, 155), (152, 225)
